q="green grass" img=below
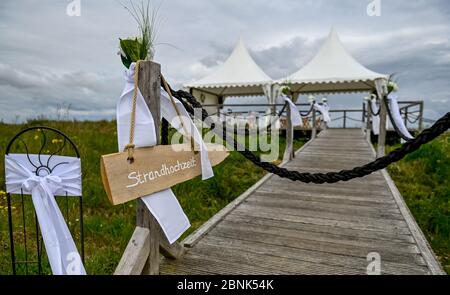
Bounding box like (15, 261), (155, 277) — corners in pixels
(0, 120), (305, 274)
(386, 132), (450, 274)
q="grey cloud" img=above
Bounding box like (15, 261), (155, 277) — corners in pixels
(0, 0), (449, 122)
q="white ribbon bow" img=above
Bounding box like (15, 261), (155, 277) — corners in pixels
(5, 154), (85, 275)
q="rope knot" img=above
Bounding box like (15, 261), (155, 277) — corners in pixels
(125, 144), (135, 164)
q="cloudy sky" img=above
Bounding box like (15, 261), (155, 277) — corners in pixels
(0, 0), (449, 122)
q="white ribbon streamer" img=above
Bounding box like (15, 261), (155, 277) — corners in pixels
(117, 63), (214, 243)
(313, 102), (331, 124)
(161, 89), (214, 180)
(5, 154), (85, 275)
(387, 93), (414, 140)
(118, 63), (189, 244)
(370, 99), (380, 135)
(283, 96), (303, 127)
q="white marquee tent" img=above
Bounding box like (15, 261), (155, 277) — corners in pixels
(184, 38), (273, 108)
(278, 28), (389, 94)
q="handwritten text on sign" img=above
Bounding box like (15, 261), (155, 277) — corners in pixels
(127, 157), (197, 188)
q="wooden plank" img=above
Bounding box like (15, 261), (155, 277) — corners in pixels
(197, 235), (429, 275)
(114, 226), (150, 275)
(259, 184), (394, 198)
(245, 194), (402, 216)
(191, 243), (361, 275)
(209, 226), (424, 266)
(251, 190), (395, 208)
(216, 221), (418, 255)
(231, 206), (411, 235)
(251, 190), (397, 207)
(236, 203), (409, 228)
(228, 213), (415, 243)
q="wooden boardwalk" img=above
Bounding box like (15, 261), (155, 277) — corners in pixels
(160, 129), (444, 275)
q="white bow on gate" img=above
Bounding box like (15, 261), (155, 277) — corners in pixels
(117, 62), (214, 244)
(5, 154), (85, 275)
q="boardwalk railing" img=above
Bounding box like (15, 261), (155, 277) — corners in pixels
(114, 62), (427, 274)
(202, 101), (424, 130)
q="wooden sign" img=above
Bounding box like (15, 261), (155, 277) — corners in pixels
(101, 143), (229, 205)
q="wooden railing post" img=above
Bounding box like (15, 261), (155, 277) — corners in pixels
(404, 107), (408, 129)
(136, 61), (162, 275)
(366, 101), (372, 142)
(419, 101), (424, 131)
(362, 102), (366, 124)
(343, 111), (347, 129)
(283, 104), (294, 162)
(311, 110), (317, 139)
(377, 97), (387, 157)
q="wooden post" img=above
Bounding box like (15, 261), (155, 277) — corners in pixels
(283, 104), (294, 162)
(366, 101), (372, 142)
(419, 101), (424, 131)
(135, 61), (161, 275)
(404, 108), (408, 129)
(343, 111), (347, 129)
(362, 102), (366, 124)
(311, 110), (317, 139)
(377, 97), (387, 157)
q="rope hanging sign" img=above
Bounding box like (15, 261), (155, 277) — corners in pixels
(101, 61), (228, 205)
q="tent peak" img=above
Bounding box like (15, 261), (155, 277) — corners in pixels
(278, 27), (388, 93)
(184, 38), (272, 93)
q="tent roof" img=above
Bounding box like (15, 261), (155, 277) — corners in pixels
(184, 38), (272, 96)
(279, 28), (388, 94)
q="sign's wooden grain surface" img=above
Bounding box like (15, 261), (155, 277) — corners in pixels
(101, 143), (228, 205)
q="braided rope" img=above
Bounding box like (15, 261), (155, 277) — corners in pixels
(368, 99), (381, 116)
(124, 60), (142, 163)
(166, 83), (450, 184)
(299, 104), (315, 117)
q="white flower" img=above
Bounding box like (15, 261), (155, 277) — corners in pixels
(388, 81), (399, 92)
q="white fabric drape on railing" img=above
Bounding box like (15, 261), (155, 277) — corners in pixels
(283, 96), (303, 127)
(371, 98), (380, 135)
(313, 102), (331, 124)
(387, 93), (414, 140)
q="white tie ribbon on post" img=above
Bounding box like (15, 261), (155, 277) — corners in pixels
(370, 97), (380, 135)
(313, 102), (331, 124)
(5, 154), (85, 275)
(117, 62), (214, 244)
(283, 96), (303, 127)
(387, 93), (414, 140)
